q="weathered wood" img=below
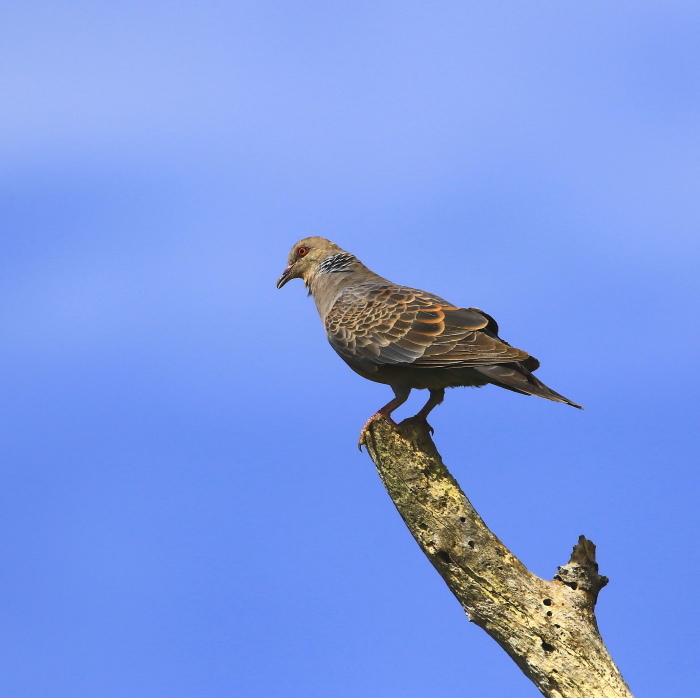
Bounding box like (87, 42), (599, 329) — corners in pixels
(364, 417), (632, 698)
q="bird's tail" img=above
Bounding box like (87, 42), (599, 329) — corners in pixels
(474, 363), (583, 409)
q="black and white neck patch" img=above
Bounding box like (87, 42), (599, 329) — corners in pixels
(317, 252), (356, 275)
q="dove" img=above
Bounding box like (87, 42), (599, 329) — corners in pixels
(277, 237), (582, 447)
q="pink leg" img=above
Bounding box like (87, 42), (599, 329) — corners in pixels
(415, 388), (445, 434)
(358, 386), (411, 450)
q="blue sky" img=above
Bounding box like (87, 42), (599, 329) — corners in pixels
(1, 2), (699, 696)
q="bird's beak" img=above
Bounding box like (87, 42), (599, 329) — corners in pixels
(276, 264), (295, 289)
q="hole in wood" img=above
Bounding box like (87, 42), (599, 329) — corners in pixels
(543, 599), (552, 606)
(542, 642), (555, 653)
(436, 550), (452, 564)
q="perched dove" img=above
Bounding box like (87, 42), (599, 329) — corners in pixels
(277, 237), (582, 447)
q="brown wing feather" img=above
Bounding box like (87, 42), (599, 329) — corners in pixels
(325, 283), (530, 372)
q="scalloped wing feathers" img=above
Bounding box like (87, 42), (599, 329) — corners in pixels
(325, 283), (531, 372)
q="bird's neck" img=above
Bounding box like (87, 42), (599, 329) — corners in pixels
(309, 257), (386, 319)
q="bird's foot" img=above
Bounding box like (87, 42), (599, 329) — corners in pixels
(358, 413), (397, 451)
(413, 413), (435, 435)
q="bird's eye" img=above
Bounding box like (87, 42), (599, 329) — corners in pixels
(297, 246), (309, 257)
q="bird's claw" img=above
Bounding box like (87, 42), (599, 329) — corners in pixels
(358, 430), (369, 451)
(414, 414), (435, 436)
(358, 413), (397, 451)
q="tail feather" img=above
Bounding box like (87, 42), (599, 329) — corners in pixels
(475, 364), (583, 409)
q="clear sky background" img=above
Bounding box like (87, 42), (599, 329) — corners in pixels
(2, 2), (698, 696)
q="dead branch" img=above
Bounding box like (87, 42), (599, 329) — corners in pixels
(364, 417), (631, 698)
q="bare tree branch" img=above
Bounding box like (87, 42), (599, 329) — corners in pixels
(364, 417), (632, 698)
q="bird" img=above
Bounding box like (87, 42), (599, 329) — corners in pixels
(277, 237), (582, 448)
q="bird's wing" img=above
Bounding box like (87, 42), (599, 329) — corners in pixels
(325, 283), (530, 372)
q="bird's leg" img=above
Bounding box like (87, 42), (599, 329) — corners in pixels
(358, 386), (411, 450)
(414, 388), (445, 435)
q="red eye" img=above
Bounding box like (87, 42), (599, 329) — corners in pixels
(297, 246), (309, 257)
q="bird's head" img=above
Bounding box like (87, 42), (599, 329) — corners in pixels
(276, 237), (348, 289)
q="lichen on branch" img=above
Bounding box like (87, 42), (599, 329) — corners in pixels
(363, 417), (632, 698)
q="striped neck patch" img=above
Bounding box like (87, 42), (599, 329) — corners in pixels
(317, 252), (356, 274)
